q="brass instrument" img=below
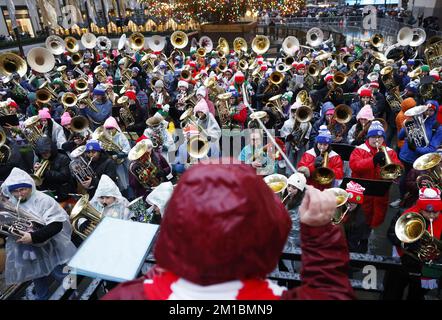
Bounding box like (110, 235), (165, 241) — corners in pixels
(404, 105), (430, 148)
(282, 36), (300, 56)
(146, 35), (165, 52)
(31, 159), (50, 187)
(312, 152), (335, 185)
(395, 212), (442, 262)
(276, 62), (290, 73)
(334, 104), (353, 124)
(94, 65), (107, 83)
(251, 35), (270, 55)
(81, 32), (97, 49)
(171, 31), (188, 49)
(180, 67), (192, 82)
(70, 194), (103, 240)
(239, 59), (249, 72)
(264, 174), (288, 195)
(329, 188), (350, 225)
(306, 27), (324, 47)
(413, 153), (442, 189)
(45, 35), (65, 55)
(78, 91), (98, 113)
(409, 28), (427, 47)
(36, 88), (54, 104)
(263, 71), (284, 94)
(294, 90), (314, 123)
(266, 94), (285, 117)
(0, 52), (27, 84)
(187, 134), (209, 161)
(424, 39), (442, 69)
(139, 53), (155, 71)
(179, 108), (210, 137)
(70, 115), (92, 142)
(75, 77), (89, 92)
(92, 126), (123, 156)
(0, 129), (11, 163)
(118, 95), (135, 128)
(23, 115), (43, 145)
(380, 66), (395, 90)
(69, 145), (96, 185)
(128, 139), (161, 188)
(376, 144), (403, 180)
(196, 47), (206, 58)
(61, 92), (77, 113)
(233, 37), (247, 56)
(27, 47), (56, 74)
(308, 63), (321, 77)
(96, 36), (112, 51)
(217, 37), (229, 57)
(70, 52), (83, 65)
(64, 36), (79, 53)
(408, 66), (422, 79)
(370, 34), (384, 48)
(0, 195), (45, 239)
(216, 92), (233, 128)
(386, 86), (403, 113)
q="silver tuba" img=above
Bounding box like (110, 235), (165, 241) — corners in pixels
(96, 36), (112, 51)
(404, 105), (430, 148)
(69, 145), (96, 184)
(306, 27), (324, 48)
(45, 35), (65, 55)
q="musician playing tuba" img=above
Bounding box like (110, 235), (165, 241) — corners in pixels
(298, 125), (344, 191)
(78, 84), (112, 130)
(1, 167), (76, 300)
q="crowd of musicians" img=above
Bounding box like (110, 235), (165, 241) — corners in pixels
(0, 26), (441, 300)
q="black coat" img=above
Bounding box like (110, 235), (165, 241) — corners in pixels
(88, 152), (118, 198)
(0, 138), (27, 182)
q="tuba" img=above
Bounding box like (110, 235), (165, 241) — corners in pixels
(70, 194), (103, 240)
(188, 135), (210, 162)
(251, 35), (270, 55)
(263, 71), (284, 94)
(312, 151), (335, 185)
(61, 92), (77, 113)
(45, 35), (65, 55)
(0, 195), (45, 239)
(31, 159), (50, 187)
(282, 36), (300, 56)
(75, 77), (89, 92)
(27, 47), (56, 74)
(64, 36), (79, 53)
(376, 144), (403, 180)
(306, 27), (324, 47)
(404, 105), (430, 148)
(69, 145), (96, 185)
(23, 115), (43, 145)
(216, 92), (233, 128)
(70, 115), (92, 140)
(413, 153), (442, 189)
(171, 31), (188, 49)
(93, 65), (107, 83)
(81, 32), (97, 49)
(329, 188), (350, 225)
(395, 212), (442, 262)
(96, 36), (112, 51)
(233, 37), (247, 56)
(0, 129), (11, 163)
(92, 126), (124, 164)
(334, 104), (353, 124)
(200, 36), (214, 54)
(78, 91), (98, 113)
(370, 34), (384, 48)
(118, 95), (135, 128)
(217, 37), (230, 57)
(129, 33), (145, 51)
(128, 139), (161, 188)
(266, 94), (285, 118)
(147, 35), (165, 52)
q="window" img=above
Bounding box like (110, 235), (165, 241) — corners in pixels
(2, 6), (35, 37)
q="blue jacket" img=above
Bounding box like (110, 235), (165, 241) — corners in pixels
(80, 99), (112, 126)
(398, 105), (442, 164)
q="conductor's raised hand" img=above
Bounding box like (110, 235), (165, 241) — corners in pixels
(299, 185), (336, 227)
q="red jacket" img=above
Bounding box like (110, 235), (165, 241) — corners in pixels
(349, 141), (402, 227)
(297, 149), (344, 191)
(232, 103), (248, 126)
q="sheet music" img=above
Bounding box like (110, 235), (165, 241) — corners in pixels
(68, 217), (159, 282)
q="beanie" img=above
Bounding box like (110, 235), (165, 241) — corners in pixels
(359, 88), (372, 98)
(356, 105), (375, 121)
(85, 139), (102, 152)
(421, 65), (430, 73)
(93, 84), (106, 96)
(38, 108), (51, 120)
(61, 112), (72, 126)
(178, 80), (189, 89)
(196, 86), (207, 97)
(282, 91), (293, 103)
(125, 90), (137, 101)
(416, 187), (442, 212)
(234, 71), (245, 84)
(366, 120), (385, 139)
(315, 125), (332, 144)
(346, 181), (365, 204)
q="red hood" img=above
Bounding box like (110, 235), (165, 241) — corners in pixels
(154, 162), (291, 286)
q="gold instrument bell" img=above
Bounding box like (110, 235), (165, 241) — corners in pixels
(0, 52), (27, 79)
(70, 194), (103, 240)
(312, 151), (336, 185)
(188, 135), (210, 160)
(264, 174), (288, 195)
(252, 35), (270, 55)
(328, 188), (350, 225)
(171, 31), (188, 49)
(413, 152), (442, 188)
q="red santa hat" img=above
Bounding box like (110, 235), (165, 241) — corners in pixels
(125, 90), (137, 101)
(360, 88), (373, 98)
(261, 65), (268, 72)
(188, 60), (197, 68)
(257, 55), (264, 65)
(7, 98), (18, 109)
(345, 181), (365, 204)
(296, 63), (306, 71)
(154, 162), (291, 285)
(234, 71), (245, 84)
(417, 187), (442, 212)
(369, 82), (379, 89)
(324, 74), (334, 82)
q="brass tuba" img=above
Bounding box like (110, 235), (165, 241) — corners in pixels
(64, 36), (79, 53)
(395, 212), (442, 262)
(264, 174), (289, 195)
(92, 126), (124, 164)
(233, 37), (247, 56)
(216, 92), (233, 128)
(78, 91), (98, 113)
(370, 33), (384, 48)
(129, 33), (145, 51)
(188, 135), (210, 160)
(45, 35), (65, 55)
(312, 151), (336, 185)
(263, 71), (284, 94)
(70, 194), (103, 240)
(413, 153), (442, 189)
(404, 105), (430, 148)
(23, 115), (43, 145)
(171, 31), (188, 49)
(69, 145), (96, 185)
(0, 129), (11, 163)
(252, 35), (270, 55)
(334, 104), (353, 124)
(61, 92), (77, 112)
(128, 139), (161, 188)
(0, 52), (27, 80)
(31, 159), (50, 187)
(118, 95), (135, 128)
(266, 94), (285, 117)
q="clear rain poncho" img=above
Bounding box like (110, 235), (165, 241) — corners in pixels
(1, 168), (76, 284)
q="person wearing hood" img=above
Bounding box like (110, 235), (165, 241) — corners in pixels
(193, 98), (221, 158)
(32, 136), (76, 201)
(35, 108), (67, 150)
(298, 125), (344, 191)
(103, 116), (131, 197)
(90, 174), (132, 220)
(103, 162), (354, 300)
(1, 167), (76, 300)
(78, 85), (112, 130)
(144, 181), (174, 225)
(196, 86), (216, 116)
(80, 139), (117, 198)
(349, 121), (402, 228)
(347, 105), (375, 146)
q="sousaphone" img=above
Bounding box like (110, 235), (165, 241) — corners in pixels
(306, 28), (324, 48)
(233, 37), (247, 55)
(147, 35), (165, 52)
(171, 31), (188, 49)
(118, 34), (127, 51)
(252, 35), (270, 55)
(27, 47), (56, 74)
(199, 36), (214, 53)
(64, 36), (79, 53)
(410, 28), (427, 47)
(129, 32), (145, 51)
(81, 32), (97, 49)
(282, 36), (300, 56)
(45, 35), (65, 55)
(96, 36), (112, 51)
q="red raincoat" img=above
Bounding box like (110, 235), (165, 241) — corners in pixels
(103, 163), (354, 300)
(349, 141), (402, 228)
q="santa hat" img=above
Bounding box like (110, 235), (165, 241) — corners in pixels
(178, 80), (189, 89)
(296, 63), (305, 71)
(356, 105), (374, 121)
(125, 90), (137, 101)
(370, 82), (379, 89)
(38, 108), (51, 120)
(366, 120), (385, 139)
(346, 181), (365, 204)
(359, 88), (372, 98)
(416, 187), (442, 212)
(324, 74), (334, 82)
(6, 98), (18, 109)
(261, 65), (268, 72)
(193, 99), (209, 115)
(196, 86), (207, 97)
(256, 55), (264, 65)
(188, 60), (197, 68)
(60, 112), (72, 126)
(315, 125), (332, 144)
(234, 71), (245, 84)
(103, 116), (121, 132)
(225, 68), (233, 75)
(430, 70), (441, 82)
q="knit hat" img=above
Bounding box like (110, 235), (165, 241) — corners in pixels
(38, 108), (51, 120)
(61, 112), (72, 126)
(93, 84), (106, 96)
(178, 80), (189, 89)
(416, 187), (442, 212)
(154, 80), (164, 88)
(193, 99), (209, 115)
(196, 86), (207, 97)
(407, 59), (415, 65)
(421, 65), (430, 72)
(125, 90), (137, 101)
(7, 98), (18, 109)
(227, 86), (239, 98)
(366, 120), (385, 139)
(287, 172), (306, 191)
(405, 84), (418, 95)
(296, 63), (305, 71)
(52, 78), (63, 86)
(146, 115), (163, 127)
(400, 65), (408, 72)
(370, 82), (379, 89)
(345, 181), (365, 204)
(359, 88), (372, 98)
(103, 116), (121, 132)
(325, 74), (334, 82)
(132, 66), (140, 73)
(234, 71), (245, 84)
(401, 97), (416, 110)
(282, 91), (293, 103)
(356, 105), (374, 121)
(430, 70), (441, 82)
(85, 139), (102, 152)
(8, 183), (32, 192)
(315, 125), (332, 144)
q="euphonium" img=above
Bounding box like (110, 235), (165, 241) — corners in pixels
(370, 34), (384, 48)
(128, 139), (161, 188)
(312, 152), (336, 185)
(129, 33), (145, 51)
(404, 105), (430, 148)
(94, 65), (107, 83)
(413, 153), (442, 189)
(118, 95), (135, 128)
(263, 71), (284, 94)
(252, 35), (270, 55)
(96, 36), (112, 51)
(23, 115), (43, 145)
(0, 195), (46, 239)
(329, 188), (350, 225)
(70, 194), (103, 240)
(0, 129), (11, 163)
(92, 126), (124, 164)
(78, 91), (98, 113)
(266, 94), (285, 117)
(70, 52), (83, 65)
(61, 92), (77, 112)
(171, 31), (188, 49)
(216, 92), (233, 127)
(395, 212), (442, 262)
(31, 159), (50, 187)
(376, 143), (403, 180)
(180, 68), (192, 81)
(69, 145), (96, 185)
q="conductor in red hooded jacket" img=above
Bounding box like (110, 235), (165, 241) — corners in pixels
(103, 161), (354, 300)
(349, 120), (402, 228)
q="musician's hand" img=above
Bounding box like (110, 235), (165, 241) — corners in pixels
(81, 177), (92, 189)
(373, 152), (386, 166)
(299, 186), (336, 227)
(314, 156), (323, 168)
(78, 103), (87, 109)
(33, 162), (41, 171)
(16, 231), (33, 244)
(252, 161), (262, 168)
(73, 137), (83, 145)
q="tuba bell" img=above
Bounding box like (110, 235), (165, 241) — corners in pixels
(264, 174), (288, 195)
(334, 104), (353, 124)
(81, 32), (97, 49)
(413, 152), (442, 189)
(64, 36), (79, 53)
(282, 36), (300, 56)
(45, 35), (65, 55)
(70, 194), (103, 240)
(0, 52), (27, 79)
(306, 27), (324, 47)
(61, 92), (77, 111)
(370, 33), (384, 48)
(96, 36), (112, 51)
(404, 105), (430, 148)
(376, 144), (403, 180)
(252, 35), (270, 55)
(266, 94), (285, 117)
(171, 31), (189, 49)
(312, 151), (336, 185)
(188, 135), (210, 160)
(0, 129), (11, 163)
(410, 28), (427, 47)
(263, 71), (284, 94)
(70, 52), (84, 65)
(199, 36), (214, 53)
(217, 37), (230, 56)
(128, 33), (145, 51)
(329, 188), (350, 225)
(147, 35), (165, 52)
(233, 37), (247, 55)
(31, 159), (50, 187)
(75, 77), (89, 92)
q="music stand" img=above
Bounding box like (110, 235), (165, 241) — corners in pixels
(0, 114), (19, 127)
(68, 217), (159, 282)
(331, 143), (355, 161)
(339, 177), (392, 197)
